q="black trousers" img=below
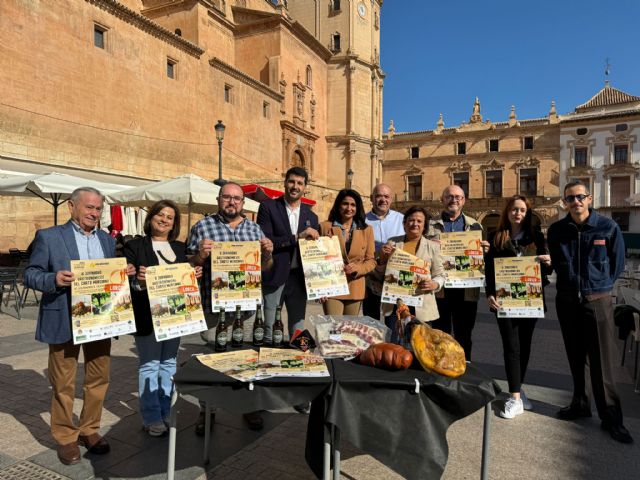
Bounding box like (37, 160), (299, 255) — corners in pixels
(432, 289), (477, 360)
(556, 292), (623, 425)
(496, 317), (537, 393)
(362, 287), (382, 321)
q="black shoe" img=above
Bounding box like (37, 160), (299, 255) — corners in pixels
(557, 402), (592, 421)
(601, 422), (634, 444)
(293, 402), (311, 414)
(243, 411), (264, 431)
(195, 411), (215, 437)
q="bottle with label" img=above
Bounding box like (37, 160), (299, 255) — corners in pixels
(272, 305), (284, 347)
(232, 305), (244, 347)
(214, 308), (228, 352)
(252, 305), (265, 346)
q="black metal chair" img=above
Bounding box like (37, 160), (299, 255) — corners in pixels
(0, 267), (22, 319)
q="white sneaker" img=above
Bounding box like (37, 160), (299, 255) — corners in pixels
(520, 388), (533, 411)
(500, 397), (524, 419)
(144, 421), (168, 437)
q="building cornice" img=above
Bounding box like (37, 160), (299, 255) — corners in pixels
(209, 57), (284, 101)
(280, 121), (319, 141)
(86, 0), (205, 58)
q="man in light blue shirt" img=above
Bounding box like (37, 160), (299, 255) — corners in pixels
(363, 184), (405, 319)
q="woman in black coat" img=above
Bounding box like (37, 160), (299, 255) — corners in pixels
(124, 200), (202, 436)
(485, 195), (551, 420)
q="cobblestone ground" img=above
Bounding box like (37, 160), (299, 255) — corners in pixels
(0, 279), (639, 479)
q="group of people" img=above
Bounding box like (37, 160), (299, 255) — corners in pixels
(23, 169), (633, 465)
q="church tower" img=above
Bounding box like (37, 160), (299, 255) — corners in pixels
(286, 0), (384, 193)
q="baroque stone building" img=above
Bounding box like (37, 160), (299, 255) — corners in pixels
(559, 83), (640, 232)
(0, 0), (383, 249)
(382, 98), (562, 233)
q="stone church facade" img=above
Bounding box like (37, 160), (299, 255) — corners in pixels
(0, 0), (383, 249)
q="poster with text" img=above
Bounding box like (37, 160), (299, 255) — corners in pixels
(210, 241), (261, 312)
(440, 231), (485, 288)
(71, 257), (135, 344)
(197, 349), (260, 382)
(380, 249), (429, 307)
(494, 256), (544, 318)
(257, 347), (330, 378)
(145, 262), (207, 341)
(299, 236), (350, 300)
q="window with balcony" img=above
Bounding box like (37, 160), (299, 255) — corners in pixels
(485, 170), (502, 197)
(610, 176), (630, 206)
(574, 147), (588, 166)
(614, 145), (629, 164)
(520, 168), (537, 196)
(408, 175), (422, 201)
(453, 172), (469, 198)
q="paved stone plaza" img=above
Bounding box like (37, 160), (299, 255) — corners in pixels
(0, 280), (639, 480)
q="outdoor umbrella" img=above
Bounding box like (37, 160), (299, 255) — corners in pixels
(106, 174), (260, 227)
(0, 172), (135, 225)
(242, 183), (317, 206)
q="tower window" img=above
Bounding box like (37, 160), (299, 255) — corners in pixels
(174, 28), (182, 37)
(332, 33), (341, 52)
(224, 84), (232, 103)
(332, 0), (341, 11)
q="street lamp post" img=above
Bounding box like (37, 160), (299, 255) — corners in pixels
(214, 120), (226, 187)
(347, 168), (354, 189)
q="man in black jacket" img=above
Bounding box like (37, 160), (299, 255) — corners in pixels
(548, 180), (632, 443)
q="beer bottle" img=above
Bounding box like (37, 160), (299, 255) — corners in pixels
(252, 305), (265, 346)
(214, 308), (228, 352)
(272, 305), (284, 347)
(232, 305), (244, 347)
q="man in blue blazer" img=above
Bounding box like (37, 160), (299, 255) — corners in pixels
(24, 187), (131, 465)
(257, 167), (319, 343)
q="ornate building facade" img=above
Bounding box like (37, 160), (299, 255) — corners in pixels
(382, 99), (562, 233)
(0, 0), (383, 249)
(559, 83), (640, 232)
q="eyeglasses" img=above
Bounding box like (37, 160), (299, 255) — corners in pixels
(444, 195), (464, 201)
(220, 194), (244, 203)
(564, 194), (589, 203)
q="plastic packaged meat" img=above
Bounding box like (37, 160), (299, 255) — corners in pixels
(309, 315), (390, 359)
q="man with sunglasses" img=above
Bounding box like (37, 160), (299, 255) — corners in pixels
(427, 184), (488, 360)
(548, 181), (632, 443)
(188, 181), (274, 432)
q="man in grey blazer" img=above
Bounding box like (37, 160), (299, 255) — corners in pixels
(24, 187), (132, 465)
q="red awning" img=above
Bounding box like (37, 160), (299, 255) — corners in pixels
(242, 184), (317, 206)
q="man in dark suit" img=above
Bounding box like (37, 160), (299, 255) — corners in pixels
(257, 167), (319, 343)
(24, 187), (134, 465)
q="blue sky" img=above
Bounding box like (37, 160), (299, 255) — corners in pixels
(381, 0), (640, 133)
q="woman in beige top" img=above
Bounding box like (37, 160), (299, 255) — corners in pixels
(379, 206), (445, 333)
(319, 189), (376, 315)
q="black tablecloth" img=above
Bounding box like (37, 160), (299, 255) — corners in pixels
(173, 354), (332, 414)
(306, 359), (500, 480)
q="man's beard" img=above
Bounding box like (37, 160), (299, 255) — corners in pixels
(220, 207), (240, 222)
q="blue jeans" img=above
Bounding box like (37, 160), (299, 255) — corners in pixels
(134, 334), (180, 426)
